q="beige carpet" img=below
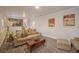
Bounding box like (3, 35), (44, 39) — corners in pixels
(0, 36), (76, 53)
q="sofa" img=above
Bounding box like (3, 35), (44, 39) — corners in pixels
(11, 28), (42, 47)
(14, 33), (41, 47)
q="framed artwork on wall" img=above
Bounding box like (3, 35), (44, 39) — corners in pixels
(8, 18), (23, 27)
(48, 18), (55, 27)
(63, 14), (75, 26)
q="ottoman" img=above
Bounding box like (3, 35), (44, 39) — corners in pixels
(57, 39), (71, 50)
(71, 37), (79, 52)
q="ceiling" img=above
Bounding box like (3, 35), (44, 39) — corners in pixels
(29, 6), (76, 16)
(0, 6), (76, 17)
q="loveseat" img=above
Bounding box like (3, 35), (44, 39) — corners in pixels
(6, 26), (42, 47)
(11, 28), (42, 47)
(14, 33), (41, 47)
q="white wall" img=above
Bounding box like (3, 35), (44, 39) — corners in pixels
(0, 6), (37, 34)
(0, 7), (32, 33)
(0, 7), (32, 46)
(35, 7), (79, 40)
(0, 7), (79, 41)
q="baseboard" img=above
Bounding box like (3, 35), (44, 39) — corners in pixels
(42, 34), (56, 40)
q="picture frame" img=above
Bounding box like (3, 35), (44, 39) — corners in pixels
(8, 18), (23, 27)
(63, 14), (75, 26)
(48, 18), (55, 27)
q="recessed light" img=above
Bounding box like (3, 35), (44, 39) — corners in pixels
(35, 6), (39, 9)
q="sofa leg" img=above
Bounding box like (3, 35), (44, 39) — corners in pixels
(27, 48), (32, 53)
(30, 49), (32, 53)
(71, 43), (73, 47)
(76, 50), (79, 53)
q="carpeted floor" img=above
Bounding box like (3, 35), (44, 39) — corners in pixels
(0, 36), (76, 53)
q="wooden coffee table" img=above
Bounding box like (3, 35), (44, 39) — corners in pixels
(26, 39), (46, 53)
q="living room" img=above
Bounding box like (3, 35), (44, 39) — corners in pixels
(0, 6), (79, 53)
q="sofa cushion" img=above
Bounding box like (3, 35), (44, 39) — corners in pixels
(17, 33), (41, 41)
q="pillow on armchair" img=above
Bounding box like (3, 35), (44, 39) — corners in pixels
(7, 32), (15, 42)
(15, 28), (28, 38)
(26, 28), (32, 35)
(26, 28), (38, 35)
(15, 30), (22, 38)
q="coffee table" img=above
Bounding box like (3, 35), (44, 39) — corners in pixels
(26, 39), (46, 53)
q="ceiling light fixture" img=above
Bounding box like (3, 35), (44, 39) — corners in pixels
(35, 6), (39, 9)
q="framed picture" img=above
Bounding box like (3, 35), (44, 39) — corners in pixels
(48, 18), (55, 27)
(63, 14), (75, 26)
(8, 18), (23, 26)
